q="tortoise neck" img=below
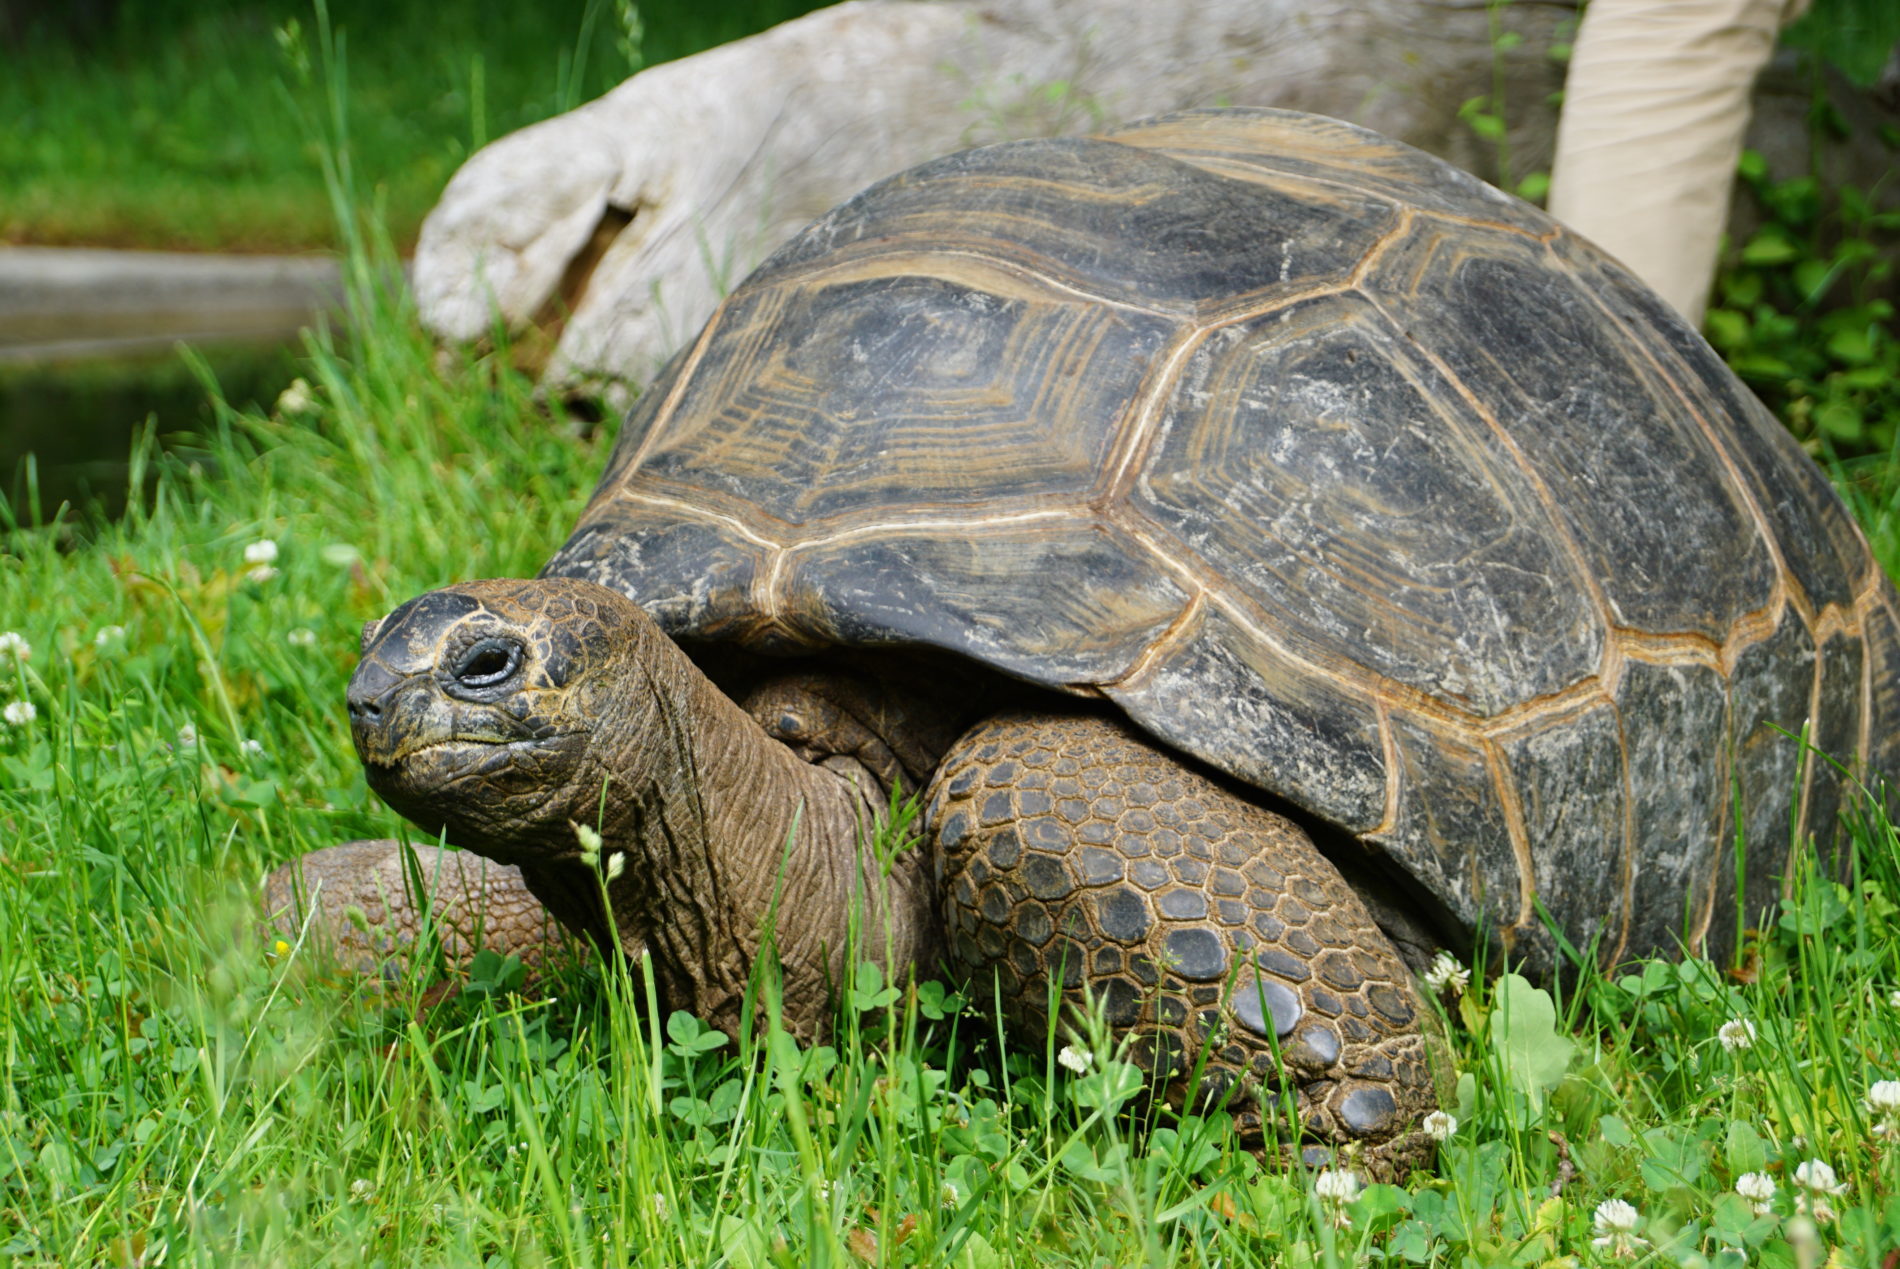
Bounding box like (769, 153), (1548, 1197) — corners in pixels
(591, 617), (931, 1039)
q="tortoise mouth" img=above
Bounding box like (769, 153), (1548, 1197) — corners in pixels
(366, 730), (588, 813)
(362, 731), (585, 784)
(384, 734), (547, 765)
(361, 729), (591, 857)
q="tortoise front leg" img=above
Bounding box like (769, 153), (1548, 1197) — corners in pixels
(926, 712), (1438, 1175)
(264, 841), (580, 976)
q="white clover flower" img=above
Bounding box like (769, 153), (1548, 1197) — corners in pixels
(1793, 1159), (1845, 1195)
(1593, 1198), (1640, 1230)
(246, 565), (280, 584)
(1314, 1169), (1360, 1203)
(1890, 988), (1900, 1010)
(1735, 1171), (1776, 1215)
(286, 627), (317, 647)
(275, 378), (315, 416)
(1718, 1018), (1756, 1052)
(1590, 1198), (1648, 1258)
(1422, 950), (1470, 996)
(244, 539), (279, 566)
(240, 738), (265, 758)
(940, 1180), (960, 1209)
(1313, 1168), (1359, 1228)
(348, 1178), (374, 1201)
(604, 851), (626, 882)
(649, 1192), (669, 1220)
(1057, 1044), (1093, 1074)
(1866, 1078), (1900, 1136)
(1792, 1158), (1846, 1223)
(0, 631), (29, 661)
(1422, 1109), (1457, 1141)
(3, 699), (35, 727)
(177, 724), (198, 749)
(94, 625), (125, 649)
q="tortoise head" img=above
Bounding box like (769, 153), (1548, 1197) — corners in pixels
(346, 577), (646, 861)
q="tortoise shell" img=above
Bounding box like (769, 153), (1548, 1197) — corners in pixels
(544, 108), (1900, 969)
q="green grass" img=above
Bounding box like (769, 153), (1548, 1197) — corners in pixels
(5, 11), (1900, 1265)
(0, 0), (826, 251)
(6, 292), (1900, 1264)
(1, 207), (1898, 1269)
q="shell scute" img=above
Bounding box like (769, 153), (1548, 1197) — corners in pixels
(1499, 700), (1628, 961)
(1361, 222), (1780, 641)
(543, 510), (763, 641)
(1107, 601), (1388, 834)
(1134, 293), (1602, 716)
(784, 519), (1190, 685)
(1371, 710), (1521, 946)
(1573, 247), (1874, 617)
(756, 135), (1400, 316)
(1104, 109), (1548, 237)
(625, 273), (1177, 528)
(1613, 659), (1732, 960)
(1865, 598), (1900, 796)
(1726, 606), (1819, 922)
(1804, 630), (1868, 855)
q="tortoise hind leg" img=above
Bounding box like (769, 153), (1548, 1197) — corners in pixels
(925, 711), (1438, 1175)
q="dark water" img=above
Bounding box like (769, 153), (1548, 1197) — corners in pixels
(0, 340), (304, 523)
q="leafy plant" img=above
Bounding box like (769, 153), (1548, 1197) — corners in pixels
(1705, 149), (1900, 453)
(1454, 0), (1572, 201)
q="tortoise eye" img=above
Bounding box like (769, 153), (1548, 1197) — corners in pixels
(452, 637), (523, 689)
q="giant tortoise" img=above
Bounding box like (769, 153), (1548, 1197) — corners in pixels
(274, 108), (1900, 1170)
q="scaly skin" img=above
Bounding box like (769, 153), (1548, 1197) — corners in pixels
(264, 840), (573, 973)
(284, 574), (1440, 1170)
(928, 712), (1436, 1178)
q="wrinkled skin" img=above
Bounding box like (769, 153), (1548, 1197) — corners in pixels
(278, 575), (1441, 1175)
(335, 577), (939, 1043)
(265, 840), (565, 974)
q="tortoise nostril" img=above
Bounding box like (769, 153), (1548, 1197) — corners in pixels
(348, 696), (383, 723)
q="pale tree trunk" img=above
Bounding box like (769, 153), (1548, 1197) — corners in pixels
(412, 0), (1576, 401)
(411, 0), (1896, 405)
